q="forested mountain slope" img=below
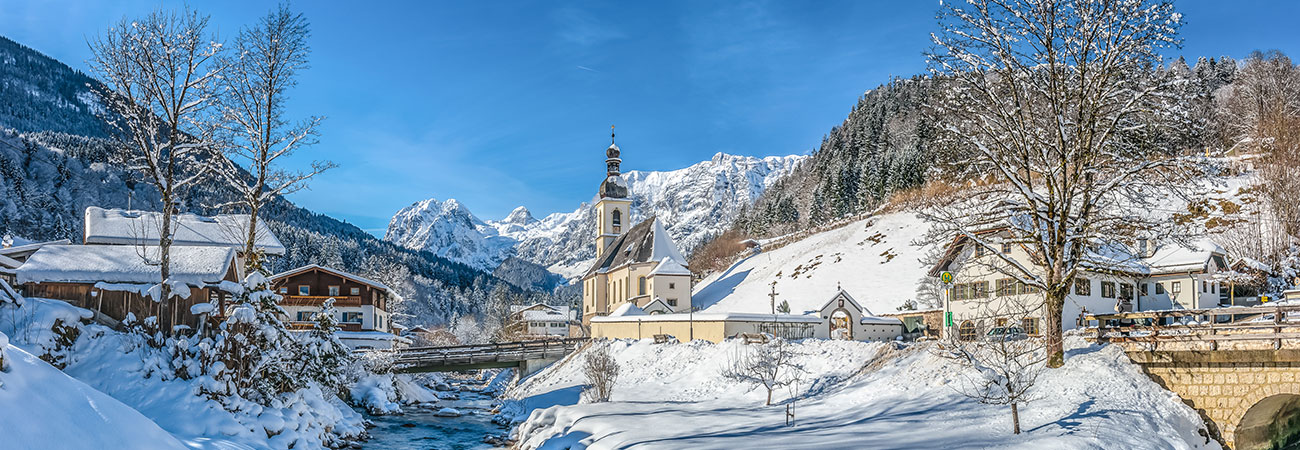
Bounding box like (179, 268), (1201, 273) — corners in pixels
(0, 36), (540, 333)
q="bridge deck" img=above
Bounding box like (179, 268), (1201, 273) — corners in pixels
(380, 338), (588, 373)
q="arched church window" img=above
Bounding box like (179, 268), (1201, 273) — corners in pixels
(638, 277), (646, 296)
(612, 209), (622, 227)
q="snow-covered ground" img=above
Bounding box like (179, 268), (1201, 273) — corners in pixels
(1, 297), (368, 450)
(694, 212), (939, 315)
(0, 330), (187, 450)
(506, 337), (1217, 450)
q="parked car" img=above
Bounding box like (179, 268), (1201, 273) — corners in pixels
(985, 326), (1028, 341)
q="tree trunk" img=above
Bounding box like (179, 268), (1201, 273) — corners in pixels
(1045, 288), (1065, 368)
(766, 388), (773, 406)
(244, 202), (261, 272)
(1011, 402), (1021, 434)
(159, 192), (173, 335)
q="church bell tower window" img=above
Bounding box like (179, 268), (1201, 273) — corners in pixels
(612, 209), (622, 232)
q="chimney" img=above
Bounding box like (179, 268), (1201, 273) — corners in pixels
(2, 233), (11, 249)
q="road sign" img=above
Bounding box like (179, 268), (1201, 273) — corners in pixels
(940, 271), (954, 284)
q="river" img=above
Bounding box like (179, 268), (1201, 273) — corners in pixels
(360, 379), (511, 450)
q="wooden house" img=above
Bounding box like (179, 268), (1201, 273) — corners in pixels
(16, 245), (240, 331)
(269, 265), (395, 334)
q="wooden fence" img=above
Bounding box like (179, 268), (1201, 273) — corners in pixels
(1083, 304), (1300, 350)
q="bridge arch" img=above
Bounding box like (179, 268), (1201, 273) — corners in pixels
(1232, 383), (1300, 450)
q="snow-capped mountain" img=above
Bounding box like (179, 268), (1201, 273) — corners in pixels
(385, 152), (807, 279)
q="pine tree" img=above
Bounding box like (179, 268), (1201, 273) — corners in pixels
(214, 272), (300, 404)
(293, 298), (352, 394)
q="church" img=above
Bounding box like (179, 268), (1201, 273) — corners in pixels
(580, 130), (694, 325)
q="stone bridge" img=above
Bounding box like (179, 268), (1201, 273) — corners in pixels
(1088, 305), (1300, 449)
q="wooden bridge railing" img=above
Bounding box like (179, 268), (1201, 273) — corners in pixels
(385, 337), (588, 369)
(1083, 304), (1300, 350)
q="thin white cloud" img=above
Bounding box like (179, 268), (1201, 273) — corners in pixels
(576, 65), (599, 72)
(552, 6), (625, 47)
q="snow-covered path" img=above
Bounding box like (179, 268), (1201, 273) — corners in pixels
(508, 338), (1218, 450)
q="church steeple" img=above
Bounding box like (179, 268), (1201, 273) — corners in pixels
(606, 125), (621, 176)
(595, 126), (633, 258)
(598, 125), (628, 199)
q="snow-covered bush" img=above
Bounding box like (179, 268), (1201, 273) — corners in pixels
(582, 342), (620, 403)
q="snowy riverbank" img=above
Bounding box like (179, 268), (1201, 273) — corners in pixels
(506, 337), (1219, 449)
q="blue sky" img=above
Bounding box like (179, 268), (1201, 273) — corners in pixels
(3, 1), (1298, 235)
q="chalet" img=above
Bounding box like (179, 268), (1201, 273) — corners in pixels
(83, 206), (286, 272)
(269, 265), (400, 349)
(930, 227), (1234, 341)
(0, 239), (71, 285)
(16, 245), (240, 330)
(507, 303), (573, 338)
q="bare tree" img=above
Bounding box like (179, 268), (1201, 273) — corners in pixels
(212, 4), (335, 271)
(939, 299), (1044, 434)
(583, 342), (620, 403)
(723, 338), (805, 406)
(89, 8), (224, 328)
(925, 0), (1204, 367)
(1217, 52), (1300, 240)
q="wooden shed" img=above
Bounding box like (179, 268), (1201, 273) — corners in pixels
(17, 245), (240, 332)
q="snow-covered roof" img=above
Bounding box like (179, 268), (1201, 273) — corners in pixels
(585, 217), (690, 277)
(0, 239), (72, 261)
(1143, 240), (1226, 275)
(1232, 257), (1271, 273)
(268, 264), (391, 291)
(520, 309), (571, 321)
(0, 253), (20, 272)
(607, 302), (646, 317)
(83, 206), (285, 255)
(16, 245), (236, 288)
(591, 311), (823, 323)
(649, 257), (691, 277)
(819, 289), (872, 316)
(859, 316), (904, 325)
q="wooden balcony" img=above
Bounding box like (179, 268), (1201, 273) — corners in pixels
(281, 295), (363, 307)
(287, 321), (364, 332)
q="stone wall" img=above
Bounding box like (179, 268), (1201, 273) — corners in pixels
(1127, 350), (1300, 449)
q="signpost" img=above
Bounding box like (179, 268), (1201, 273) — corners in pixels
(941, 271), (955, 330)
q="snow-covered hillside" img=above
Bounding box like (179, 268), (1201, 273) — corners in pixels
(694, 212), (939, 316)
(0, 331), (186, 450)
(385, 153), (807, 278)
(507, 338), (1216, 449)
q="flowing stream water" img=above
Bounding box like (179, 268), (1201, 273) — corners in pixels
(360, 379), (511, 450)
